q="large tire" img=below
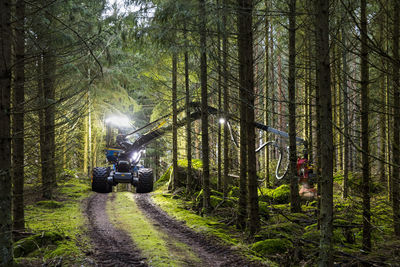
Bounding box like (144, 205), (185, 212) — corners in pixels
(136, 168), (154, 193)
(92, 167), (112, 193)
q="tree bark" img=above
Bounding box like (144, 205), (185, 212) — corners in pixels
(42, 49), (57, 199)
(172, 52), (178, 191)
(199, 0), (211, 211)
(264, 0), (270, 188)
(288, 0), (301, 213)
(12, 0), (25, 231)
(0, 0), (13, 264)
(342, 28), (349, 199)
(237, 0), (259, 233)
(392, 0), (400, 237)
(184, 22), (192, 193)
(316, 0), (333, 265)
(222, 0), (229, 198)
(360, 0), (371, 252)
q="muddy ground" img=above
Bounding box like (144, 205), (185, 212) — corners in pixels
(85, 192), (262, 267)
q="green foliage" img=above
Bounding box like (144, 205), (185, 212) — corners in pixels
(251, 239), (293, 255)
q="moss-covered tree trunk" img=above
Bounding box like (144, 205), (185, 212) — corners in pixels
(184, 21), (192, 193)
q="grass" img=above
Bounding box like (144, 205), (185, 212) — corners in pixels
(108, 192), (202, 267)
(15, 178), (92, 266)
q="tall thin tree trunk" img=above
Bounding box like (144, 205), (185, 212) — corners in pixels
(392, 0), (400, 237)
(184, 22), (192, 193)
(199, 0), (211, 211)
(342, 28), (349, 199)
(222, 0), (229, 198)
(360, 0), (371, 252)
(217, 0), (222, 191)
(288, 0), (301, 213)
(0, 0), (13, 264)
(264, 0), (270, 187)
(172, 52), (178, 191)
(316, 0), (333, 265)
(12, 0), (25, 231)
(237, 0), (259, 234)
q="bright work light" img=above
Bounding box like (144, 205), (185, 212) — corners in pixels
(105, 115), (131, 128)
(219, 117), (226, 124)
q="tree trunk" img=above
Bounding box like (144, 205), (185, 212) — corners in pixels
(316, 0), (333, 265)
(288, 0), (301, 213)
(264, 0), (270, 188)
(342, 28), (349, 199)
(217, 0), (222, 191)
(42, 48), (56, 199)
(0, 0), (13, 264)
(12, 0), (25, 231)
(184, 22), (192, 193)
(360, 0), (371, 252)
(237, 0), (259, 233)
(222, 0), (229, 198)
(172, 52), (178, 191)
(199, 0), (211, 211)
(392, 0), (400, 237)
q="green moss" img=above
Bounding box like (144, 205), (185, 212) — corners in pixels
(259, 185), (290, 204)
(109, 192), (201, 267)
(252, 239), (293, 255)
(302, 230), (320, 242)
(258, 222), (303, 240)
(35, 200), (64, 209)
(210, 195), (234, 208)
(22, 178), (92, 264)
(13, 232), (64, 257)
(258, 202), (270, 220)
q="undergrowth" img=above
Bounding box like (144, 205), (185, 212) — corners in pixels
(14, 176), (92, 266)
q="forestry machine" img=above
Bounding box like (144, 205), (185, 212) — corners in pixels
(91, 102), (316, 198)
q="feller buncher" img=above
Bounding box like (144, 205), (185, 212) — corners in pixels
(91, 102), (316, 198)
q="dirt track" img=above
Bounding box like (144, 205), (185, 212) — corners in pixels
(85, 193), (147, 266)
(85, 192), (262, 267)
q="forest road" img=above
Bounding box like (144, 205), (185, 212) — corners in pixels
(85, 192), (262, 267)
(134, 193), (261, 267)
(85, 193), (148, 267)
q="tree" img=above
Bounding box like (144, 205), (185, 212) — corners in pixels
(12, 0), (26, 230)
(0, 0), (13, 264)
(199, 0), (211, 211)
(172, 52), (178, 191)
(237, 0), (259, 233)
(360, 0), (371, 252)
(316, 0), (334, 265)
(288, 0), (301, 213)
(392, 0), (400, 237)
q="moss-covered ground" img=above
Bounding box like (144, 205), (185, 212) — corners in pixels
(14, 177), (92, 266)
(151, 161), (400, 266)
(108, 192), (202, 267)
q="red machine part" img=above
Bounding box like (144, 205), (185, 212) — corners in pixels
(297, 158), (318, 200)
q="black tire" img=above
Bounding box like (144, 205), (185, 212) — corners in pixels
(92, 167), (112, 193)
(136, 168), (154, 193)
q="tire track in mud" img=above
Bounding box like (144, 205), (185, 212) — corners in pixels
(134, 193), (263, 267)
(85, 193), (147, 267)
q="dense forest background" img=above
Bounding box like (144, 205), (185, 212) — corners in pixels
(1, 0), (400, 266)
